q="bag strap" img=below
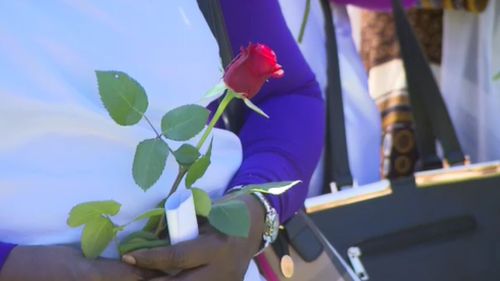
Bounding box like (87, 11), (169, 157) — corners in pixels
(197, 0), (245, 133)
(197, 0), (232, 67)
(392, 0), (466, 165)
(320, 0), (354, 191)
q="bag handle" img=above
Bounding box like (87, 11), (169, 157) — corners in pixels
(320, 0), (354, 190)
(391, 0), (466, 166)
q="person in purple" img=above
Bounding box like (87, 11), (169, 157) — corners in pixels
(0, 0), (323, 280)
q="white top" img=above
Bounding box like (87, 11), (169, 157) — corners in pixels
(441, 2), (500, 163)
(0, 0), (242, 257)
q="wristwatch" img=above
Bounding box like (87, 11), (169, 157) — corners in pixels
(252, 191), (280, 256)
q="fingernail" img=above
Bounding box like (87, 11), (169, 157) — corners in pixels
(122, 255), (136, 265)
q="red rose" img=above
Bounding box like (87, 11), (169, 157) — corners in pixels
(223, 43), (284, 99)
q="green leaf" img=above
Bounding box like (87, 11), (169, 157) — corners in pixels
(81, 217), (115, 259)
(121, 231), (158, 243)
(142, 214), (163, 233)
(119, 231), (169, 255)
(204, 82), (227, 100)
(243, 98), (269, 119)
(132, 138), (169, 191)
(242, 180), (302, 195)
(185, 139), (213, 187)
(132, 208), (165, 223)
(192, 188), (212, 217)
(67, 201), (121, 228)
(208, 200), (250, 238)
(173, 144), (200, 166)
(161, 105), (210, 141)
(494, 72), (500, 81)
(96, 70), (148, 126)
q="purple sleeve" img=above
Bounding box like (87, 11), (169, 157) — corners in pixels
(0, 242), (16, 272)
(220, 0), (325, 223)
(331, 0), (416, 10)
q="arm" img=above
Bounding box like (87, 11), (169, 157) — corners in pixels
(221, 0), (325, 223)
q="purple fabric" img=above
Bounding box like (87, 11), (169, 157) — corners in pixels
(0, 242), (15, 272)
(221, 0), (325, 222)
(332, 0), (416, 10)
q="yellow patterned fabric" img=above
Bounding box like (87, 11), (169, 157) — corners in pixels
(361, 9), (443, 179)
(418, 0), (489, 13)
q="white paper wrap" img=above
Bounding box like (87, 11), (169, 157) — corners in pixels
(165, 188), (199, 245)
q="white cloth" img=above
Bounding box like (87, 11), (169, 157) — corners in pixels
(441, 2), (500, 162)
(279, 1), (381, 195)
(0, 0), (261, 276)
(0, 1), (267, 279)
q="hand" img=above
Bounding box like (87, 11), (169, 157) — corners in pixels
(122, 194), (266, 281)
(0, 245), (160, 281)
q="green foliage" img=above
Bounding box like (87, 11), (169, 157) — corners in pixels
(132, 138), (169, 191)
(161, 105), (210, 141)
(132, 208), (165, 223)
(173, 144), (200, 166)
(191, 188), (212, 217)
(67, 201), (121, 227)
(142, 213), (163, 233)
(185, 139), (213, 187)
(204, 82), (227, 102)
(81, 216), (115, 259)
(243, 98), (269, 118)
(494, 72), (500, 81)
(208, 200), (250, 238)
(241, 180), (301, 195)
(77, 69), (297, 260)
(96, 71), (148, 126)
(119, 231), (169, 255)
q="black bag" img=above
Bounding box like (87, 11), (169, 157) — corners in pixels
(306, 0), (500, 280)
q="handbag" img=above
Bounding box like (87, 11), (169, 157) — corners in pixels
(305, 0), (500, 280)
(198, 0), (357, 280)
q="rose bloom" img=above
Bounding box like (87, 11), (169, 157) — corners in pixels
(223, 43), (284, 99)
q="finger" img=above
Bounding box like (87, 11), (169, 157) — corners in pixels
(123, 234), (224, 272)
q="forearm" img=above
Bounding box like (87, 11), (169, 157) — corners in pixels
(227, 94), (324, 223)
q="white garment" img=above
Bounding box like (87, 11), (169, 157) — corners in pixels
(279, 1), (381, 195)
(0, 3), (271, 280)
(441, 2), (500, 162)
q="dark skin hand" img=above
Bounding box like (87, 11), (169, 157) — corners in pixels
(122, 194), (266, 281)
(0, 245), (161, 281)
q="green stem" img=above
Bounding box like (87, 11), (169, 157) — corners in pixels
(196, 91), (234, 150)
(167, 166), (188, 199)
(298, 0), (311, 44)
(153, 91), (235, 238)
(154, 214), (166, 237)
(154, 166), (186, 237)
(143, 115), (161, 138)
